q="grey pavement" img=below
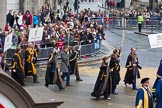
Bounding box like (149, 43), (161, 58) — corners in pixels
(105, 28), (162, 68)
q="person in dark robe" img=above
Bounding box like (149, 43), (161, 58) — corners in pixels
(10, 47), (25, 86)
(135, 78), (153, 108)
(45, 49), (66, 90)
(109, 49), (121, 94)
(152, 59), (162, 94)
(154, 78), (162, 108)
(6, 10), (14, 27)
(32, 44), (39, 65)
(69, 46), (83, 81)
(124, 48), (142, 90)
(91, 56), (111, 100)
(24, 43), (39, 83)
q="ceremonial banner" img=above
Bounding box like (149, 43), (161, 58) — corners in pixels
(3, 33), (13, 53)
(148, 33), (162, 48)
(28, 27), (44, 42)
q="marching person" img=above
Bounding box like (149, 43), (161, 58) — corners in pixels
(109, 49), (121, 94)
(45, 48), (66, 90)
(69, 46), (83, 81)
(91, 57), (111, 100)
(24, 43), (39, 83)
(60, 46), (71, 86)
(10, 47), (25, 86)
(124, 48), (142, 90)
(135, 78), (153, 108)
(154, 78), (162, 108)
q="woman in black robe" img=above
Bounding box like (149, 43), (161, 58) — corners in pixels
(91, 56), (112, 99)
(10, 47), (25, 86)
(45, 49), (66, 90)
(109, 49), (121, 94)
(69, 46), (82, 81)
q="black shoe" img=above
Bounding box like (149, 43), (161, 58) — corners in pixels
(96, 97), (100, 100)
(33, 80), (40, 83)
(59, 87), (65, 91)
(133, 88), (138, 90)
(21, 84), (26, 86)
(66, 84), (73, 87)
(125, 82), (127, 87)
(45, 84), (48, 87)
(112, 92), (118, 95)
(76, 79), (83, 81)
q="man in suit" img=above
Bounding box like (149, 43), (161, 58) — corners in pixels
(135, 78), (153, 108)
(60, 46), (71, 86)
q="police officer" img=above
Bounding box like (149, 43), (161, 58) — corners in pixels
(138, 13), (144, 32)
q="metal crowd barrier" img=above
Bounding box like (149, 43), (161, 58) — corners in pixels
(105, 18), (162, 30)
(90, 16), (162, 30)
(6, 41), (101, 65)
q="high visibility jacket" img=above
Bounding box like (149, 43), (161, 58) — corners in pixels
(138, 16), (144, 24)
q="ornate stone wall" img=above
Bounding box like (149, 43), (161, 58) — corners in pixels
(0, 0), (6, 29)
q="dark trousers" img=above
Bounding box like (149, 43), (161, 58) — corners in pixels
(12, 71), (25, 86)
(132, 68), (137, 89)
(112, 85), (117, 93)
(138, 24), (142, 32)
(61, 72), (70, 85)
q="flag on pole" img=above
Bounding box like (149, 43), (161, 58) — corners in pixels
(148, 33), (162, 48)
(3, 33), (13, 53)
(28, 27), (44, 42)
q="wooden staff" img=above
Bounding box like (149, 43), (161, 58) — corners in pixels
(3, 51), (7, 71)
(120, 30), (126, 53)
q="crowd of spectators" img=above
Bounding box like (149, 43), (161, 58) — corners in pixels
(0, 1), (107, 53)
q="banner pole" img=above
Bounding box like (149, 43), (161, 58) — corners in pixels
(3, 50), (7, 71)
(121, 30), (126, 53)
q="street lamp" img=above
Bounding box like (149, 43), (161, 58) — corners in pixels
(150, 0), (153, 11)
(77, 0), (79, 19)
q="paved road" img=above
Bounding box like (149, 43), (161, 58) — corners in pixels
(104, 29), (162, 68)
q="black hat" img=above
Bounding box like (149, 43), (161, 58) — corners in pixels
(140, 78), (150, 84)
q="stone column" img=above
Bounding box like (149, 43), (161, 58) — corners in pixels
(0, 0), (7, 29)
(23, 0), (46, 14)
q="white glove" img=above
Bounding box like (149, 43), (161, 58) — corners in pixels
(13, 69), (16, 72)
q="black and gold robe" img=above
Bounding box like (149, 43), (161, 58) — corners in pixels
(109, 54), (121, 91)
(10, 53), (25, 86)
(33, 48), (39, 65)
(91, 62), (111, 99)
(24, 48), (37, 76)
(124, 53), (141, 84)
(69, 51), (81, 80)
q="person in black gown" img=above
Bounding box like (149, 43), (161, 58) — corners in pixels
(109, 49), (121, 94)
(45, 48), (66, 90)
(124, 48), (142, 90)
(91, 56), (112, 100)
(69, 46), (83, 81)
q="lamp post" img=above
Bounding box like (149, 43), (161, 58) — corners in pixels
(77, 0), (79, 19)
(150, 0), (153, 11)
